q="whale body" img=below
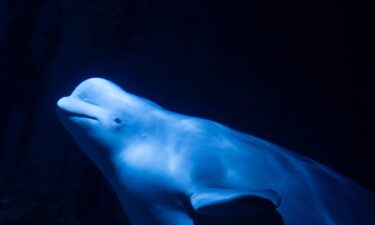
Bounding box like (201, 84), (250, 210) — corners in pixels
(57, 78), (375, 225)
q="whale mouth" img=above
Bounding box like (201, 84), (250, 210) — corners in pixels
(57, 96), (103, 122)
(56, 107), (98, 121)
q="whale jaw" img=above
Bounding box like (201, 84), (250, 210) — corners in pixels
(57, 96), (102, 122)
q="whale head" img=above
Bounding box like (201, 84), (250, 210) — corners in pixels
(56, 78), (163, 160)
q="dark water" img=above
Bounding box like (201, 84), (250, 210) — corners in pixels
(0, 0), (373, 224)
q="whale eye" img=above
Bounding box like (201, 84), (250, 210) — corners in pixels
(114, 118), (122, 124)
(112, 117), (123, 129)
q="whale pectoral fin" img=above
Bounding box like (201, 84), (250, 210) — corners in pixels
(190, 188), (284, 225)
(190, 188), (281, 215)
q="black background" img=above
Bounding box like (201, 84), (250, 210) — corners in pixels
(0, 0), (374, 224)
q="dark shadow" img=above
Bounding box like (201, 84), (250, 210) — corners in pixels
(193, 210), (285, 225)
(189, 196), (285, 225)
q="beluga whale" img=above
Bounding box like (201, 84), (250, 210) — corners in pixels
(57, 77), (375, 225)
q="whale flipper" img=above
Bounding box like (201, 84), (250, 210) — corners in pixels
(191, 188), (284, 225)
(190, 188), (281, 214)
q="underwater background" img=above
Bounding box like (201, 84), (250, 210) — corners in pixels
(0, 0), (374, 224)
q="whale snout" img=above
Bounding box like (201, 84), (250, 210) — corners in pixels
(56, 96), (105, 122)
(56, 78), (123, 122)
